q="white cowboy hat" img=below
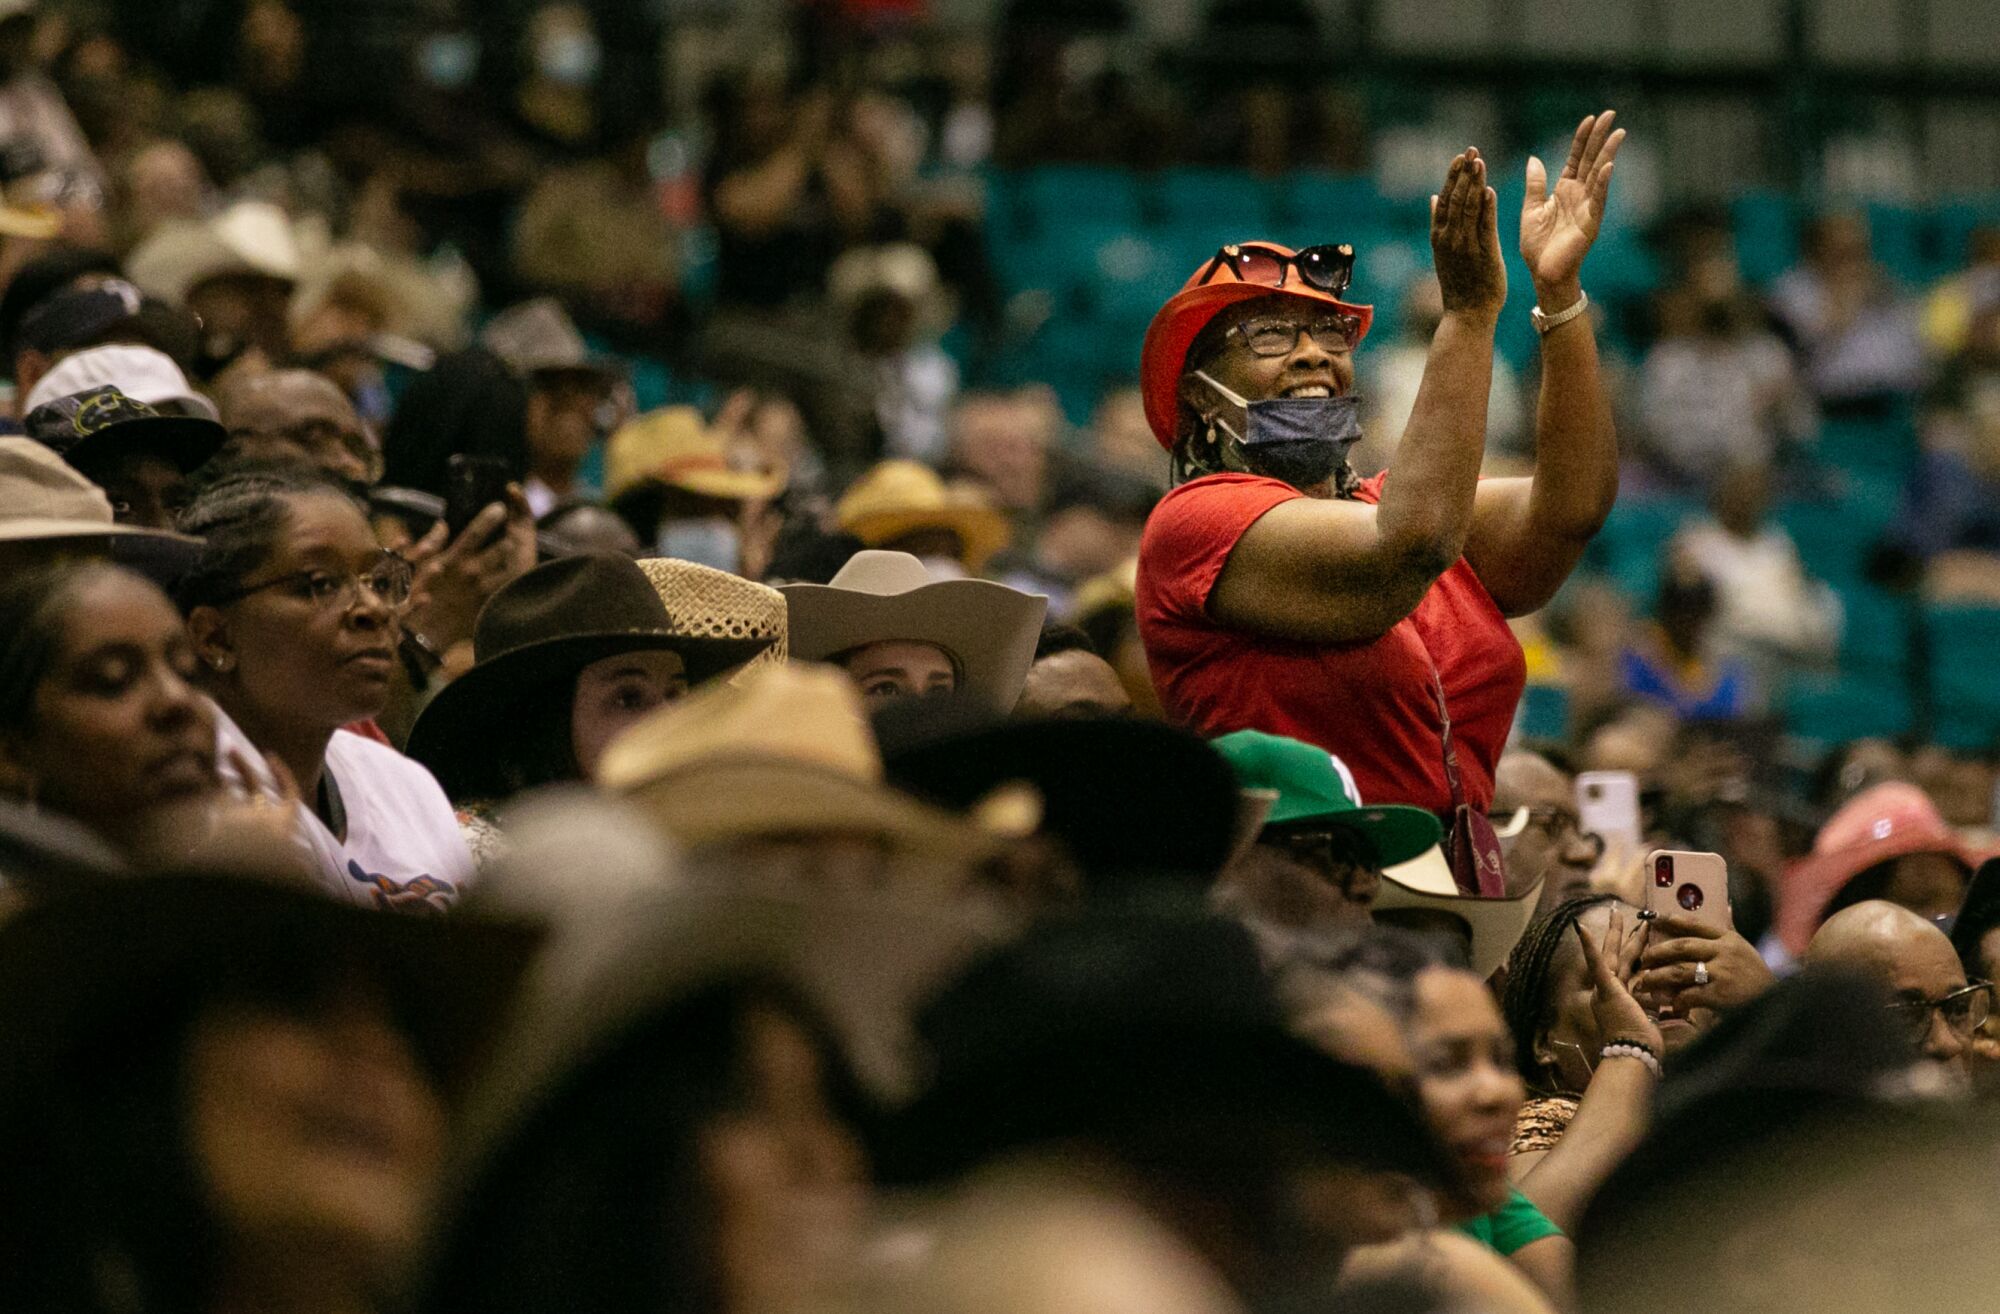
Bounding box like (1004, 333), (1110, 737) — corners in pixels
(125, 200), (302, 306)
(1375, 846), (1545, 980)
(779, 550), (1046, 717)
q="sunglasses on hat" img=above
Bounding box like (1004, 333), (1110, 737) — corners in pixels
(1197, 243), (1356, 298)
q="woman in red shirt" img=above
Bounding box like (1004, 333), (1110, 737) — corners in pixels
(1137, 115), (1625, 823)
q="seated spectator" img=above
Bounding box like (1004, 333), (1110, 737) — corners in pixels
(780, 550), (1045, 714)
(835, 458), (1009, 578)
(125, 200), (302, 371)
(1500, 894), (1771, 1232)
(1359, 273), (1526, 474)
(1088, 383), (1170, 494)
(175, 468), (474, 909)
(0, 561), (219, 864)
(1637, 267), (1813, 487)
(604, 406), (787, 573)
(1291, 928), (1573, 1303)
(403, 553), (771, 813)
(1895, 298), (2000, 599)
(0, 863), (538, 1313)
(1210, 730), (1442, 950)
(11, 278), (201, 416)
(1776, 781), (1977, 960)
(0, 435), (199, 586)
(830, 243), (960, 465)
(478, 298), (628, 518)
(1491, 751), (1605, 917)
(1015, 623), (1133, 720)
(213, 367), (380, 486)
(24, 383), (225, 528)
(1805, 899), (1986, 1083)
(1673, 461), (1841, 693)
(1618, 553), (1754, 719)
(948, 386), (1058, 522)
(1768, 211), (1926, 412)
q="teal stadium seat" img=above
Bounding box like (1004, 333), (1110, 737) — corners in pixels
(1153, 168), (1279, 238)
(1782, 672), (1914, 745)
(1733, 191), (1798, 286)
(1925, 605), (2000, 749)
(1004, 167), (1145, 236)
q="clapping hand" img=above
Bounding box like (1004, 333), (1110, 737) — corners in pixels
(1430, 148), (1508, 321)
(1520, 111), (1626, 293)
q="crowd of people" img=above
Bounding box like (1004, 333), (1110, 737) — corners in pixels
(4, 4), (2000, 1313)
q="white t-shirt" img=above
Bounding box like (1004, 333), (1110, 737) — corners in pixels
(214, 706), (474, 912)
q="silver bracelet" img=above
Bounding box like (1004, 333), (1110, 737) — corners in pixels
(1599, 1042), (1662, 1079)
(1530, 289), (1590, 335)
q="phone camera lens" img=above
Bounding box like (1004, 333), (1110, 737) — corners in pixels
(1677, 883), (1704, 912)
(1655, 855), (1674, 887)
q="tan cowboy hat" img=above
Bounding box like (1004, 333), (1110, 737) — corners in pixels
(597, 663), (1034, 862)
(605, 406), (786, 503)
(125, 200), (302, 306)
(636, 556), (788, 673)
(780, 550), (1047, 717)
(478, 297), (623, 383)
(827, 242), (955, 338)
(836, 460), (1010, 572)
(1375, 846), (1544, 980)
(0, 436), (200, 582)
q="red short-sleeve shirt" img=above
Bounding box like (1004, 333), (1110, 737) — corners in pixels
(1135, 472), (1525, 815)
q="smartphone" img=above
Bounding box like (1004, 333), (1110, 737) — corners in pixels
(1643, 850), (1733, 933)
(1576, 770), (1641, 852)
(443, 453), (513, 543)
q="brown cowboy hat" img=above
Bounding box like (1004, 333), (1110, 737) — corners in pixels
(404, 552), (772, 801)
(0, 436), (201, 584)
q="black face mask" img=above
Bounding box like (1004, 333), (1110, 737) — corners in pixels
(1193, 370), (1364, 488)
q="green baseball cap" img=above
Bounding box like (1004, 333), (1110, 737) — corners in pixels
(1210, 730), (1442, 867)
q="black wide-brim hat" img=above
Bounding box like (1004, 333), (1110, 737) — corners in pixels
(0, 871), (543, 1127)
(405, 552), (771, 801)
(878, 704), (1244, 893)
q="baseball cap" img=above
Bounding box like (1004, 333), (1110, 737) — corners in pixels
(1211, 729), (1441, 867)
(17, 278), (146, 356)
(24, 385), (227, 478)
(23, 344), (219, 422)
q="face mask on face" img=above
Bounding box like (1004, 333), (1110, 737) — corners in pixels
(418, 32), (480, 90)
(536, 32), (601, 88)
(657, 517), (741, 574)
(1192, 371), (1363, 489)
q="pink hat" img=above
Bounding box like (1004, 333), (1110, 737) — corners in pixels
(1776, 783), (1972, 956)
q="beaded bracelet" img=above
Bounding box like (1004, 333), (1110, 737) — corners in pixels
(1600, 1042), (1663, 1079)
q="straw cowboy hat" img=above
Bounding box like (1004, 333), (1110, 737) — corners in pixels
(781, 550), (1047, 717)
(405, 553), (772, 801)
(1139, 240), (1375, 448)
(125, 200), (303, 306)
(597, 663), (1033, 861)
(0, 863), (542, 1127)
(835, 460), (1010, 573)
(637, 555), (788, 670)
(1375, 846), (1543, 980)
(605, 405), (787, 503)
(0, 436), (200, 583)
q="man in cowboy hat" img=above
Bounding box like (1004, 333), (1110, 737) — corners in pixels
(597, 664), (1036, 899)
(780, 549), (1046, 715)
(835, 459), (1009, 577)
(1212, 730), (1444, 948)
(22, 380), (226, 529)
(480, 297), (628, 518)
(0, 435), (199, 583)
(605, 405), (786, 572)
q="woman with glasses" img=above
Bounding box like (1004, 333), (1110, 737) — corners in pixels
(1135, 115), (1625, 845)
(177, 469), (472, 911)
(1498, 892), (1774, 1233)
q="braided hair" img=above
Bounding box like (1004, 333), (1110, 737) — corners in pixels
(173, 466), (365, 613)
(1500, 893), (1619, 1090)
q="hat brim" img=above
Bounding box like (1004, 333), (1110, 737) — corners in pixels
(1269, 801), (1442, 868)
(624, 756), (1001, 865)
(0, 874), (542, 1122)
(1139, 281), (1375, 449)
(405, 629), (773, 801)
(1374, 849), (1543, 980)
(62, 414), (228, 478)
(780, 578), (1046, 718)
(841, 504), (1012, 573)
(0, 519), (203, 586)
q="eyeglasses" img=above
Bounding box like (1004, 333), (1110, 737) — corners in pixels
(1489, 805), (1606, 860)
(1264, 827), (1379, 897)
(216, 552), (414, 612)
(1884, 981), (1992, 1046)
(1197, 242), (1356, 297)
(1229, 314), (1366, 358)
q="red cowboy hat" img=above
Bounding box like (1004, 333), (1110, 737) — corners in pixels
(1138, 241), (1375, 451)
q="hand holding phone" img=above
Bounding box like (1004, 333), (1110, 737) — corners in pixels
(443, 453), (514, 546)
(1642, 850), (1732, 934)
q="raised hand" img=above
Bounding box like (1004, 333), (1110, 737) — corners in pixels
(1520, 111), (1626, 292)
(1575, 903), (1663, 1056)
(1430, 147), (1507, 321)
